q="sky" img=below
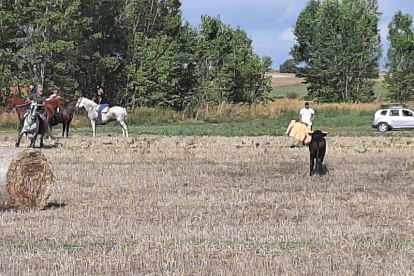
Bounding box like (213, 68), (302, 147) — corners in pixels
(180, 0), (414, 70)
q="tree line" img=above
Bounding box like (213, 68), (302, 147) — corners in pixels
(287, 0), (414, 103)
(0, 0), (271, 114)
(2, 0), (412, 108)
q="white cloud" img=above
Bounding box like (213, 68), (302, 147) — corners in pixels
(278, 28), (295, 41)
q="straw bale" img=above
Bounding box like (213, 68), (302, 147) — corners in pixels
(0, 148), (26, 209)
(2, 149), (54, 210)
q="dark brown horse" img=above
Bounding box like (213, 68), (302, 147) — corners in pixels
(49, 100), (77, 138)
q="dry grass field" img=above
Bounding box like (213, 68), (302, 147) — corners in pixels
(268, 72), (385, 87)
(269, 73), (304, 87)
(0, 134), (413, 275)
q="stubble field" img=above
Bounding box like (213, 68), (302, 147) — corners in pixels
(0, 134), (413, 275)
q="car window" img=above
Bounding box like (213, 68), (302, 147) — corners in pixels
(402, 110), (413, 116)
(380, 110), (387, 116)
(390, 110), (400, 116)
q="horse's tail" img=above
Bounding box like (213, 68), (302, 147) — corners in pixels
(123, 108), (128, 118)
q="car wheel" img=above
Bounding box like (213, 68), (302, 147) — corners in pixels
(378, 122), (389, 132)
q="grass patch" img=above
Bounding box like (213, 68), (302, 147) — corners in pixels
(271, 84), (307, 98)
(374, 82), (389, 98)
(54, 108), (414, 138)
(4, 96), (414, 138)
(270, 82), (390, 99)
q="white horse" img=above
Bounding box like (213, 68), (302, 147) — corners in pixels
(15, 103), (48, 148)
(75, 97), (129, 137)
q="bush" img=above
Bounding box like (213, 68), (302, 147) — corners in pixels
(126, 107), (182, 125)
(285, 92), (299, 99)
(279, 59), (297, 73)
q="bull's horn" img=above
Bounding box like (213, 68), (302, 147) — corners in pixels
(322, 131), (329, 134)
(307, 131), (314, 134)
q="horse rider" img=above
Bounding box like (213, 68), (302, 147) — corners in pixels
(97, 88), (109, 124)
(27, 87), (47, 122)
(46, 89), (61, 113)
(29, 84), (37, 95)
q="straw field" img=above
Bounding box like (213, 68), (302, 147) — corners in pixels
(0, 134), (413, 275)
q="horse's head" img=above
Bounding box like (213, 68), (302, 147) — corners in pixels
(23, 103), (38, 124)
(75, 97), (84, 111)
(4, 97), (14, 113)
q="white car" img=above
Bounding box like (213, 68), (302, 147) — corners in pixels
(372, 104), (414, 132)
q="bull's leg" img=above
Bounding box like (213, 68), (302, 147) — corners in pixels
(310, 156), (315, 176)
(317, 157), (323, 176)
(315, 157), (320, 175)
(319, 152), (326, 176)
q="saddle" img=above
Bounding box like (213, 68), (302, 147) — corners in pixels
(96, 105), (109, 113)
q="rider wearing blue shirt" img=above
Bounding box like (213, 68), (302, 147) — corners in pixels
(97, 88), (109, 124)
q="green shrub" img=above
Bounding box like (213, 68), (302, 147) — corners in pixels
(126, 107), (182, 125)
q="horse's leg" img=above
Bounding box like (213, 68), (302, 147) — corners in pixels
(62, 123), (66, 138)
(15, 132), (24, 147)
(91, 120), (96, 137)
(66, 120), (72, 138)
(30, 134), (38, 148)
(39, 133), (45, 148)
(48, 125), (53, 140)
(119, 120), (128, 138)
(19, 120), (29, 142)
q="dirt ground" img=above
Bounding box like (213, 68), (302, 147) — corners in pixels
(0, 134), (413, 275)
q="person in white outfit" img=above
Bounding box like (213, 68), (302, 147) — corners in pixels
(298, 102), (316, 130)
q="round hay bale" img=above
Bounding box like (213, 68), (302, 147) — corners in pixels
(4, 149), (53, 210)
(0, 148), (26, 209)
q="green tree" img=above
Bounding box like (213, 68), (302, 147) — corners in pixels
(262, 56), (273, 72)
(0, 0), (271, 110)
(195, 15), (271, 105)
(384, 11), (414, 102)
(3, 0), (93, 95)
(119, 0), (187, 108)
(74, 0), (125, 100)
(0, 0), (20, 98)
(279, 59), (297, 73)
(291, 0), (382, 103)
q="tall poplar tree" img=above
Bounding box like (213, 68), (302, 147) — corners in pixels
(291, 0), (382, 103)
(385, 11), (414, 102)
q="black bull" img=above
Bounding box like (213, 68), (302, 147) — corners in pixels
(308, 130), (329, 176)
